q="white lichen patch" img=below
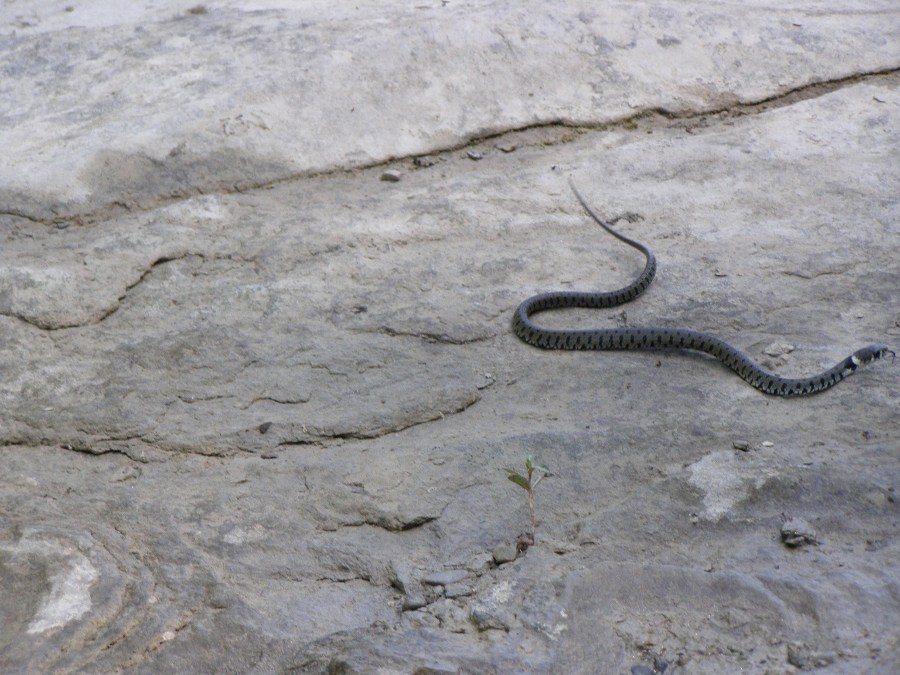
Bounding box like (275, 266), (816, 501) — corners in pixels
(26, 544), (99, 634)
(688, 451), (746, 520)
(687, 450), (780, 521)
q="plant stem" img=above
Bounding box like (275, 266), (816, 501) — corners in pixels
(528, 486), (535, 544)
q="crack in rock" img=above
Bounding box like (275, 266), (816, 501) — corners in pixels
(6, 71), (894, 227)
(0, 253), (197, 331)
(373, 326), (498, 345)
(286, 390), (482, 443)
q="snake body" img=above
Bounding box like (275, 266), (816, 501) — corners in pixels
(512, 182), (893, 396)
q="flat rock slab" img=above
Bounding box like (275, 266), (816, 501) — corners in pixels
(1, 2), (898, 674)
(2, 0), (897, 220)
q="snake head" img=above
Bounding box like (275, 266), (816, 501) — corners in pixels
(851, 344), (894, 367)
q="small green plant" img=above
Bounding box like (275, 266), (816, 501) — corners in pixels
(504, 456), (551, 548)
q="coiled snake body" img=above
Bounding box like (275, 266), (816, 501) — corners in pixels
(512, 182), (893, 396)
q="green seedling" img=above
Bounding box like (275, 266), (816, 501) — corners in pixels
(504, 456), (551, 548)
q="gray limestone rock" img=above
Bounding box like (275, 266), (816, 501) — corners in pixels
(0, 1), (897, 673)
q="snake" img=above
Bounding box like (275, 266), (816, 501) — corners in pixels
(512, 180), (893, 396)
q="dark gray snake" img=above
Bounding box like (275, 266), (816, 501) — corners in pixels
(512, 181), (893, 396)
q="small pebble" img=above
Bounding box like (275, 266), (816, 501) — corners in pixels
(258, 421), (272, 434)
(380, 169), (402, 182)
(388, 563), (414, 593)
(495, 142), (517, 153)
(631, 665), (654, 675)
(781, 517), (818, 547)
(422, 570), (468, 586)
(551, 541), (578, 554)
(812, 651), (836, 667)
(402, 593), (427, 611)
(786, 641), (808, 668)
(732, 439), (751, 451)
(492, 543), (518, 564)
(444, 583), (473, 598)
(466, 149), (483, 160)
(761, 441), (774, 448)
(469, 606), (509, 631)
(763, 342), (795, 357)
(260, 452), (278, 460)
(413, 155), (437, 167)
(467, 552), (494, 574)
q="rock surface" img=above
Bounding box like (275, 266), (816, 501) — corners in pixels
(1, 2), (898, 673)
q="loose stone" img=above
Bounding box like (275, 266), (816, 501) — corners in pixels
(781, 518), (818, 547)
(466, 552), (494, 574)
(402, 593), (427, 611)
(469, 606), (509, 631)
(388, 563), (415, 594)
(422, 570), (468, 586)
(492, 543), (518, 564)
(812, 652), (836, 667)
(786, 641), (809, 668)
(732, 440), (751, 451)
(763, 342), (795, 356)
(444, 583), (473, 599)
(380, 169), (402, 182)
(466, 149), (483, 160)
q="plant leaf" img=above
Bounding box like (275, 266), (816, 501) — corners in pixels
(506, 473), (530, 490)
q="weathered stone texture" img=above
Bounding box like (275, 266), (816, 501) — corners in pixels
(1, 2), (897, 673)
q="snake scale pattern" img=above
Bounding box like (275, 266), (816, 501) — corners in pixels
(512, 181), (893, 396)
